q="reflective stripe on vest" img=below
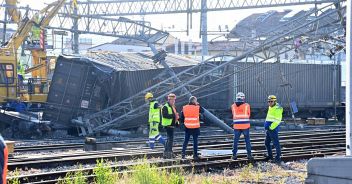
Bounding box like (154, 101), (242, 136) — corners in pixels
(162, 103), (173, 126)
(183, 105), (200, 129)
(149, 101), (160, 123)
(231, 103), (250, 129)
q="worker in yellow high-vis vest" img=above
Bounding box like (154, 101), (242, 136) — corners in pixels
(162, 93), (179, 159)
(145, 92), (165, 149)
(264, 95), (283, 164)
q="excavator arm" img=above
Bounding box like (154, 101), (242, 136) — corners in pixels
(5, 0), (20, 23)
(0, 0), (66, 103)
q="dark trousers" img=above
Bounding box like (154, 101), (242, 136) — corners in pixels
(232, 128), (252, 157)
(182, 128), (200, 158)
(265, 129), (281, 162)
(164, 126), (174, 153)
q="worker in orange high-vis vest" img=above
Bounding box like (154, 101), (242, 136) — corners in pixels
(180, 96), (204, 161)
(231, 92), (253, 161)
(0, 134), (8, 184)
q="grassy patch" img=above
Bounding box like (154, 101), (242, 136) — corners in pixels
(41, 159), (308, 184)
(7, 169), (21, 184)
(59, 165), (87, 184)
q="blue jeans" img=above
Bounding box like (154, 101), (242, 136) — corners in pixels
(232, 129), (252, 157)
(265, 129), (281, 162)
(182, 128), (200, 158)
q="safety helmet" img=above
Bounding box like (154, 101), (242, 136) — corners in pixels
(189, 96), (197, 103)
(267, 95), (277, 101)
(236, 92), (245, 99)
(235, 92), (245, 102)
(168, 93), (176, 100)
(145, 92), (153, 100)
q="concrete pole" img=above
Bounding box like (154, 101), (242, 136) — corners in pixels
(72, 0), (79, 54)
(188, 39), (192, 55)
(200, 0), (208, 61)
(346, 0), (351, 156)
(2, 8), (7, 43)
(174, 38), (179, 54)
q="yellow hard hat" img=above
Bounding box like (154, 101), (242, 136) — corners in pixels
(168, 93), (176, 100)
(267, 95), (277, 101)
(145, 92), (153, 100)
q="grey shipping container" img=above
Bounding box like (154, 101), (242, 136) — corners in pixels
(197, 62), (341, 119)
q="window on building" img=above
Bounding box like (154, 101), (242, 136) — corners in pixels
(0, 64), (14, 84)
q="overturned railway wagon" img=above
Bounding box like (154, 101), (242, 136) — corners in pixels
(44, 53), (342, 130)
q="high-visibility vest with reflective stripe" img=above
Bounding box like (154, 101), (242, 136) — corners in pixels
(231, 103), (250, 129)
(149, 101), (160, 123)
(162, 103), (173, 126)
(0, 135), (7, 184)
(183, 105), (200, 129)
(265, 103), (283, 124)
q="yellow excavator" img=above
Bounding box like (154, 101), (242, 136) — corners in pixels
(0, 0), (66, 137)
(0, 0), (65, 104)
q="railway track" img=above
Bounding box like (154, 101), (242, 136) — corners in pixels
(7, 129), (345, 183)
(13, 128), (344, 152)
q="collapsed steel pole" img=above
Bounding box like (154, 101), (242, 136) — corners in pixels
(149, 44), (233, 134)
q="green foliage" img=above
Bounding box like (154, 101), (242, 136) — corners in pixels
(93, 159), (117, 184)
(130, 162), (161, 184)
(59, 165), (87, 184)
(8, 169), (21, 184)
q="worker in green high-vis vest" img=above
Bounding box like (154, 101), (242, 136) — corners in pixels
(31, 15), (41, 45)
(145, 92), (165, 149)
(162, 93), (179, 159)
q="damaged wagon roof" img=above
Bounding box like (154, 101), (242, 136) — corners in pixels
(84, 51), (200, 71)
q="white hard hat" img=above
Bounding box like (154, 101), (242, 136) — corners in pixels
(235, 92), (245, 102)
(236, 92), (245, 99)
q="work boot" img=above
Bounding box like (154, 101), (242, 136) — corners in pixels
(163, 152), (171, 159)
(231, 155), (237, 160)
(264, 156), (273, 162)
(247, 155), (254, 162)
(193, 156), (201, 161)
(170, 152), (176, 158)
(274, 158), (283, 165)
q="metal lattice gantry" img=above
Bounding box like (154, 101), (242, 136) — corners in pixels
(0, 5), (170, 45)
(67, 0), (340, 16)
(0, 0), (344, 54)
(48, 16), (170, 44)
(73, 4), (345, 134)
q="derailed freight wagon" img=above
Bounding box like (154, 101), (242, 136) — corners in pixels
(196, 62), (342, 121)
(43, 53), (199, 130)
(44, 53), (342, 132)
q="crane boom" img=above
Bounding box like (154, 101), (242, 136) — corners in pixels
(4, 0), (65, 51)
(4, 0), (20, 23)
(0, 0), (66, 103)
